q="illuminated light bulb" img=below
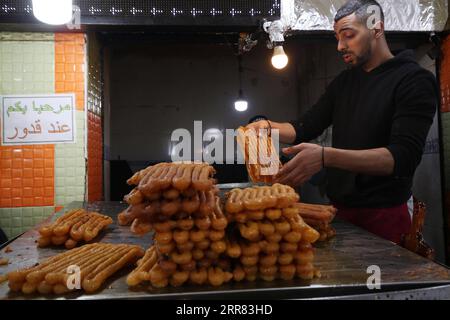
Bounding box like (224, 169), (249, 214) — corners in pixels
(234, 89), (248, 112)
(234, 99), (248, 112)
(271, 45), (288, 69)
(32, 0), (73, 25)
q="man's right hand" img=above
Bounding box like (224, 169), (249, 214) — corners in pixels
(245, 120), (271, 134)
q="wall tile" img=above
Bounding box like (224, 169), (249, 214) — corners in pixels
(54, 111), (86, 206)
(87, 34), (103, 201)
(54, 33), (85, 111)
(0, 32), (88, 239)
(0, 33), (55, 209)
(0, 206), (54, 239)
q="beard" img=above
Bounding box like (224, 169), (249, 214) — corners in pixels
(352, 46), (372, 68)
(342, 38), (373, 68)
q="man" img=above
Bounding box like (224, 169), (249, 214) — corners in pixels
(247, 0), (438, 244)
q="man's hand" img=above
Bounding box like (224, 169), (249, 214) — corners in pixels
(245, 120), (297, 145)
(274, 143), (323, 187)
(245, 120), (271, 135)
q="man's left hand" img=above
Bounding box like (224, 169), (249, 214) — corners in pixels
(274, 143), (323, 187)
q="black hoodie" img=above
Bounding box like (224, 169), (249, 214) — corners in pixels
(291, 50), (438, 208)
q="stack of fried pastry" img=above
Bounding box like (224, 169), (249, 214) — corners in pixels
(6, 243), (143, 295)
(127, 242), (233, 288)
(118, 162), (217, 232)
(236, 126), (282, 184)
(293, 203), (337, 242)
(122, 162), (234, 287)
(224, 184), (321, 281)
(38, 209), (113, 249)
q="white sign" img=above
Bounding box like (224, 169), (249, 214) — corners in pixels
(1, 94), (76, 145)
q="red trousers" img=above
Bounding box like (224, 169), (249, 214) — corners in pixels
(334, 203), (411, 244)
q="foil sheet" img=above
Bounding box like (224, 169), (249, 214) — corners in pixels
(282, 0), (448, 32)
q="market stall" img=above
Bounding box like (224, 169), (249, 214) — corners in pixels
(0, 0), (450, 301)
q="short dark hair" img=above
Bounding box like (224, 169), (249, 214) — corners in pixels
(335, 0), (384, 25)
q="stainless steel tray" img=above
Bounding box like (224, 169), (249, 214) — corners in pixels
(1, 201), (449, 300)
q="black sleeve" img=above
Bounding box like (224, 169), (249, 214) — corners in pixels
(386, 69), (438, 178)
(289, 75), (339, 145)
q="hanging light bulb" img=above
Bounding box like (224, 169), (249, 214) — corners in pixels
(271, 45), (289, 69)
(234, 89), (248, 112)
(32, 0), (73, 25)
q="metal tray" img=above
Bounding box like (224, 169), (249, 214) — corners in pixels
(1, 201), (449, 300)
